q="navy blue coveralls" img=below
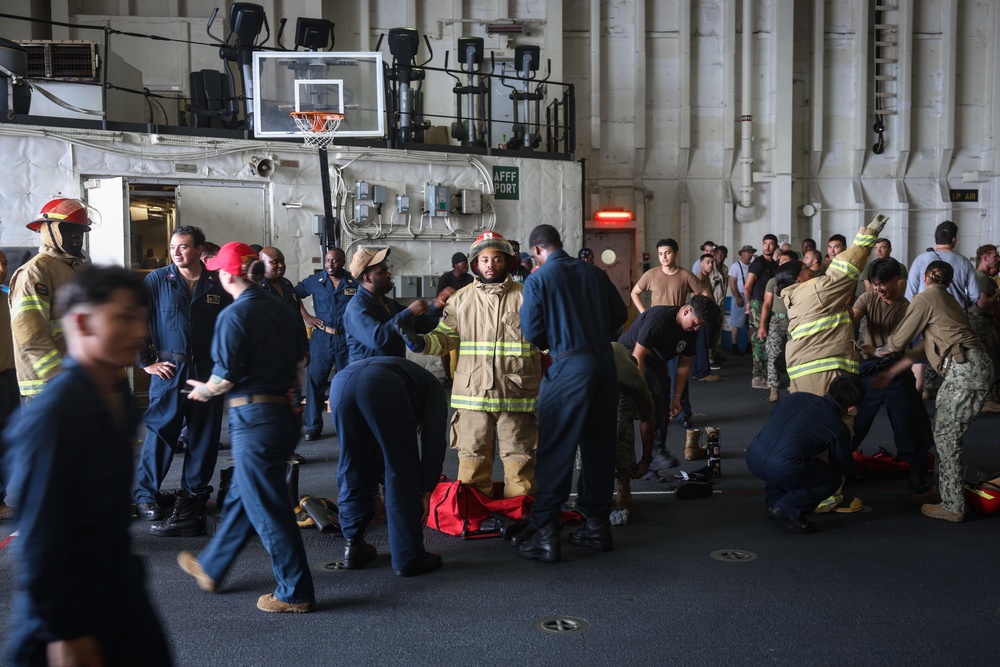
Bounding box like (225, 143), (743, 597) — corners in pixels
(520, 249), (628, 528)
(343, 284), (440, 362)
(745, 392), (854, 518)
(134, 265), (230, 505)
(3, 360), (172, 666)
(294, 271), (357, 434)
(261, 275), (302, 312)
(331, 357), (447, 571)
(195, 286), (314, 604)
(852, 358), (933, 473)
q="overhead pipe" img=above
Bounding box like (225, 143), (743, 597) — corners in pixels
(590, 0), (601, 149)
(736, 0), (756, 223)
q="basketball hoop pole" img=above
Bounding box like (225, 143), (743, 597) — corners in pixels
(290, 112), (346, 251)
(317, 146), (339, 250)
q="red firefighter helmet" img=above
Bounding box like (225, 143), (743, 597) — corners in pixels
(27, 198), (94, 232)
(468, 231), (517, 276)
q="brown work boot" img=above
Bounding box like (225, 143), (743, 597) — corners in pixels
(920, 503), (964, 523)
(684, 429), (706, 461)
(0, 503), (13, 521)
(177, 551), (218, 593)
(769, 387), (780, 402)
(980, 399), (1000, 413)
(257, 593), (316, 613)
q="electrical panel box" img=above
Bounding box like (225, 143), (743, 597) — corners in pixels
(424, 183), (451, 217)
(354, 203), (370, 224)
(460, 189), (482, 214)
(371, 185), (388, 205)
(396, 194), (410, 213)
(396, 275), (422, 298)
(423, 275), (439, 298)
(355, 181), (370, 200)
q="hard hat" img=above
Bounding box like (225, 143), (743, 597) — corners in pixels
(469, 231), (516, 276)
(27, 198), (94, 232)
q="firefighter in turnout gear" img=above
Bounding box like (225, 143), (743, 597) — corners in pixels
(777, 214), (889, 402)
(8, 198), (92, 400)
(395, 231), (541, 497)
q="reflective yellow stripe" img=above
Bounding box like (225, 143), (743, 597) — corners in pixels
(450, 394), (538, 412)
(789, 311), (852, 341)
(435, 322), (457, 336)
(459, 341), (535, 356)
(854, 232), (877, 248)
(18, 379), (46, 396)
(787, 356), (859, 379)
(50, 321), (64, 335)
(12, 296), (49, 317)
(830, 259), (861, 281)
(32, 349), (61, 377)
(425, 336), (444, 357)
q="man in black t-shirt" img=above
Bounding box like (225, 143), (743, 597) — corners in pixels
(618, 296), (720, 477)
(744, 234), (779, 389)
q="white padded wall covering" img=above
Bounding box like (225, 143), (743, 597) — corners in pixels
(0, 128), (582, 285)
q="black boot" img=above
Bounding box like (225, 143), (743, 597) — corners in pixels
(908, 463), (931, 494)
(341, 534), (378, 569)
(517, 521), (561, 563)
(286, 460), (300, 508)
(568, 514), (614, 551)
(150, 490), (204, 537)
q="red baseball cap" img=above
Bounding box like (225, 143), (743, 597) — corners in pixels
(205, 242), (258, 276)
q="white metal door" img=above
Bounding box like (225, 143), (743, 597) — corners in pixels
(175, 183), (268, 247)
(84, 176), (130, 267)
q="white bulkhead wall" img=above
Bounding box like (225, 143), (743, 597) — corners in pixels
(6, 0), (1000, 269)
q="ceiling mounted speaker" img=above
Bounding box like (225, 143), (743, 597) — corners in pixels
(250, 156), (275, 178)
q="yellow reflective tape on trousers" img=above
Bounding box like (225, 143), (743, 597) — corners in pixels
(18, 379), (46, 396)
(458, 341), (535, 356)
(789, 311), (851, 341)
(854, 232), (877, 248)
(450, 394), (538, 412)
(830, 259), (861, 281)
(12, 295), (49, 317)
(787, 356), (859, 379)
(32, 349), (61, 377)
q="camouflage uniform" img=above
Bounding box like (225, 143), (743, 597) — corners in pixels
(616, 394), (639, 475)
(934, 348), (993, 513)
(749, 299), (766, 381)
(886, 283), (993, 515)
(968, 268), (999, 395)
(765, 314), (790, 389)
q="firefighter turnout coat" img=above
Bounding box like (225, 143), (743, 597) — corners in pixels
(781, 226), (878, 391)
(8, 247), (82, 397)
(422, 275), (541, 412)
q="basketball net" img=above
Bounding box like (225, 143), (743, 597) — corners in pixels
(290, 111), (345, 149)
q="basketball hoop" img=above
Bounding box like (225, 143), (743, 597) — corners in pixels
(290, 111), (345, 149)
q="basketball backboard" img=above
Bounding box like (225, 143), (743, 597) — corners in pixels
(252, 51), (385, 139)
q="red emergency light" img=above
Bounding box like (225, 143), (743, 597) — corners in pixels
(593, 209), (633, 226)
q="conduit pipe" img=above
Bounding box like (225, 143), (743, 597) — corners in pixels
(590, 0), (601, 149)
(735, 0), (756, 223)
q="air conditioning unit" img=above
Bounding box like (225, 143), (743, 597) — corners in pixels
(17, 40), (100, 81)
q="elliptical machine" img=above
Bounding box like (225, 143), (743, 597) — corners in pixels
(205, 2), (269, 132)
(445, 37), (491, 148)
(500, 45), (550, 150)
(378, 28), (434, 144)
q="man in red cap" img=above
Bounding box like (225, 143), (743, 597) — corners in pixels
(178, 242), (315, 613)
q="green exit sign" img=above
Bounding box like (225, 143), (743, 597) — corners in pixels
(493, 166), (519, 200)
